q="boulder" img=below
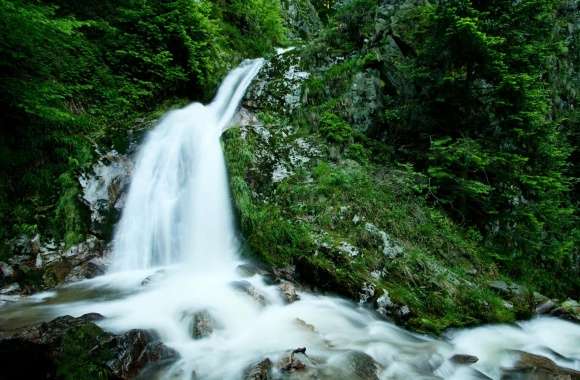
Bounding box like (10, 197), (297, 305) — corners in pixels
(501, 352), (580, 380)
(550, 299), (580, 322)
(105, 329), (177, 379)
(0, 313), (177, 380)
(535, 300), (558, 315)
(329, 350), (380, 380)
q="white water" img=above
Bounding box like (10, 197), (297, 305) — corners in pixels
(2, 59), (579, 379)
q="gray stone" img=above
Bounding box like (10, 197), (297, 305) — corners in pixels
(535, 300), (557, 315)
(231, 280), (268, 306)
(281, 0), (322, 39)
(279, 280), (300, 303)
(79, 149), (133, 227)
(331, 351), (380, 380)
(185, 310), (215, 339)
(450, 354), (479, 365)
(364, 223), (403, 258)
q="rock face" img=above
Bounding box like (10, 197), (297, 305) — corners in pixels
(3, 234), (109, 297)
(501, 352), (580, 380)
(79, 149), (133, 236)
(0, 313), (177, 380)
(281, 0), (322, 39)
(244, 49), (310, 114)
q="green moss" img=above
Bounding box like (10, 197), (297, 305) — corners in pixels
(55, 323), (113, 380)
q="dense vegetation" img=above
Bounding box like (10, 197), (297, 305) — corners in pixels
(299, 0), (579, 296)
(0, 0), (285, 251)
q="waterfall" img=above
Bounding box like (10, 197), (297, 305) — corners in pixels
(1, 59), (578, 380)
(110, 59), (264, 272)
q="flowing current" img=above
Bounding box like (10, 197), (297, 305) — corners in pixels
(1, 59), (579, 379)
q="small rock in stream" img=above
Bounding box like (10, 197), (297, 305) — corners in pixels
(186, 310), (215, 339)
(279, 280), (300, 303)
(450, 354), (479, 365)
(244, 358), (273, 380)
(231, 280), (268, 306)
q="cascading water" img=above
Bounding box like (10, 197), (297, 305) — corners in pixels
(1, 59), (579, 380)
(111, 60), (263, 271)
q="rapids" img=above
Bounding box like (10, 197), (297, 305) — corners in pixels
(0, 59), (578, 380)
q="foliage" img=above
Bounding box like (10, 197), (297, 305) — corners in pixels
(301, 0), (579, 296)
(0, 0), (285, 245)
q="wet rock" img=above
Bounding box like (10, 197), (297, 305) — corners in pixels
(0, 313), (177, 380)
(450, 354), (479, 365)
(0, 283), (21, 295)
(550, 299), (580, 322)
(7, 234), (108, 292)
(244, 358), (273, 380)
(273, 265), (297, 282)
(294, 318), (316, 333)
(42, 261), (73, 288)
(141, 269), (167, 286)
(236, 263), (263, 278)
(9, 234), (41, 256)
(330, 350), (380, 380)
(64, 257), (107, 283)
(231, 280), (268, 306)
(63, 235), (104, 267)
(278, 347), (310, 372)
(501, 351), (580, 380)
(184, 310), (214, 339)
(105, 329), (178, 379)
(279, 280), (300, 303)
(535, 300), (558, 315)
